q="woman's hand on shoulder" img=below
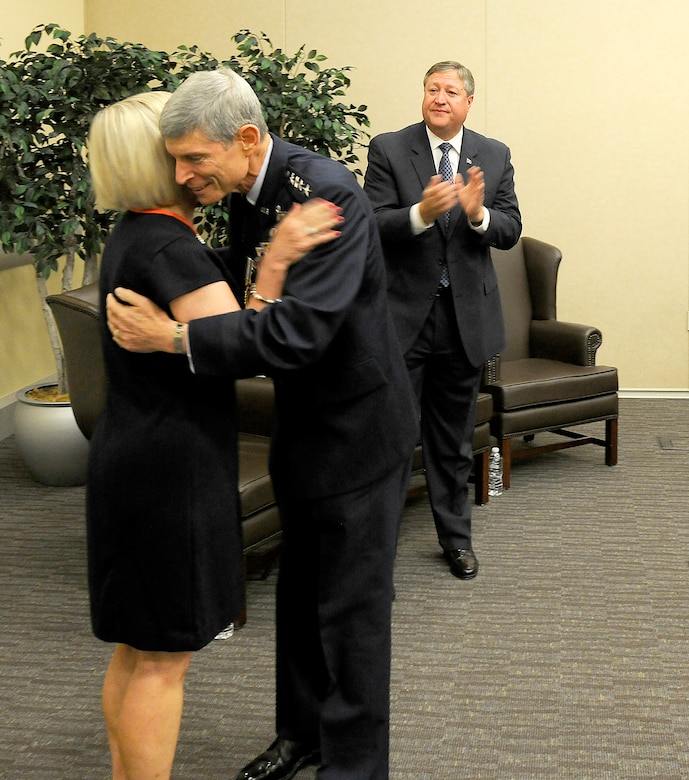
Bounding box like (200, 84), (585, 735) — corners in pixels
(266, 199), (343, 271)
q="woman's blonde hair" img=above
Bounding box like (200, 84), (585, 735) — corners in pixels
(88, 91), (189, 212)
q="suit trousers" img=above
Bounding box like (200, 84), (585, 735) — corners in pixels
(405, 288), (483, 550)
(272, 457), (412, 780)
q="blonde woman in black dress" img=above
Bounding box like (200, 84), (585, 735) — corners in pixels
(87, 91), (340, 780)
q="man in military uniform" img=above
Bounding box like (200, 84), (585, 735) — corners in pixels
(106, 68), (417, 780)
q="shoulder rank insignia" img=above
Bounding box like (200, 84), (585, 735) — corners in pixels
(285, 169), (312, 198)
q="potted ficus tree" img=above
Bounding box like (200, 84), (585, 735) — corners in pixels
(0, 24), (370, 484)
(0, 24), (200, 485)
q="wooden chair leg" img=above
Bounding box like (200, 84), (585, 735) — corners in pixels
(474, 449), (489, 505)
(235, 557), (248, 628)
(501, 438), (512, 489)
(606, 417), (619, 466)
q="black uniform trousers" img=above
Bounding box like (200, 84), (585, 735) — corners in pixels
(404, 287), (483, 551)
(272, 457), (412, 780)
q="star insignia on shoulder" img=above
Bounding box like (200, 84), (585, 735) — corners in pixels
(285, 169), (312, 197)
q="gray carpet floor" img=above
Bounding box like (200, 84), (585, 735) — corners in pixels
(1, 398), (688, 779)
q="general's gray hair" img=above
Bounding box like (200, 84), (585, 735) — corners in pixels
(423, 61), (475, 97)
(160, 67), (268, 142)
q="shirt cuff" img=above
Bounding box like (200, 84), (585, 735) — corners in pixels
(410, 203), (434, 235)
(469, 209), (490, 232)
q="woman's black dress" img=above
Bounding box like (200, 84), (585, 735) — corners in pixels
(87, 211), (243, 652)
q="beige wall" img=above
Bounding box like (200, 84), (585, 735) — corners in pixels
(3, 1), (689, 399)
(0, 1), (85, 402)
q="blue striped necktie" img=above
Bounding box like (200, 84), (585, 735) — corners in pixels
(438, 142), (453, 286)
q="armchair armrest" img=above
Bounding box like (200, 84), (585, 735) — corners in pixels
(530, 320), (603, 366)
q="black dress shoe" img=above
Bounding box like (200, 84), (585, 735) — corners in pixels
(235, 737), (320, 780)
(445, 548), (479, 579)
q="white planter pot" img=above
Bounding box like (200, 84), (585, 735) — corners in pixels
(14, 385), (90, 486)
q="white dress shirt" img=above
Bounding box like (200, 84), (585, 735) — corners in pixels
(409, 126), (490, 235)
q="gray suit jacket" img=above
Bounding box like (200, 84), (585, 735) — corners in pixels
(364, 121), (522, 366)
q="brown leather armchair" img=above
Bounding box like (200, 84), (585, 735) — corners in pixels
(484, 237), (619, 488)
(46, 284), (106, 441)
(46, 283), (280, 553)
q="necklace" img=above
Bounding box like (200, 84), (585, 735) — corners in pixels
(131, 208), (206, 244)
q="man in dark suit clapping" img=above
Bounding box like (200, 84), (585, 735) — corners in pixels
(364, 61), (521, 581)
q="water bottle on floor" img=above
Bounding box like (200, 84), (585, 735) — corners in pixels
(488, 446), (503, 497)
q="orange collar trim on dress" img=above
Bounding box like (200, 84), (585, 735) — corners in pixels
(131, 208), (198, 234)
